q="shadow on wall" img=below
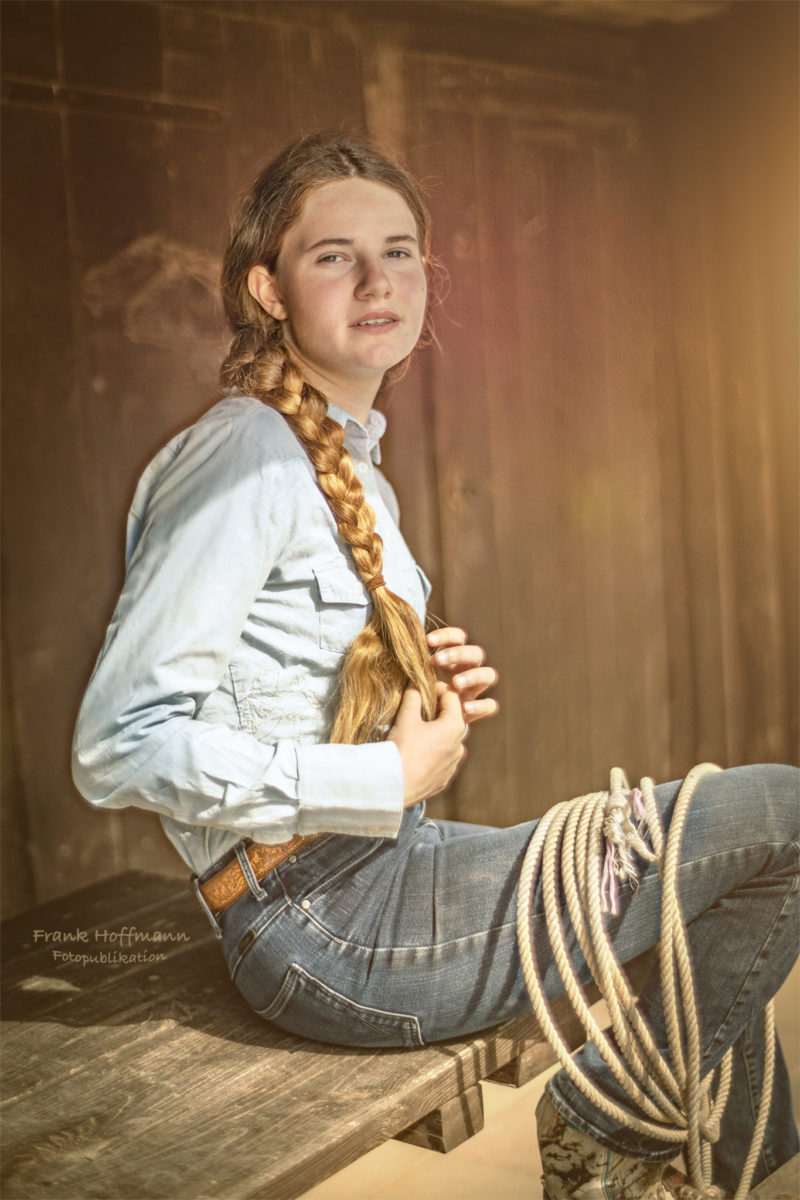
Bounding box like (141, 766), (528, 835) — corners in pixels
(82, 233), (225, 385)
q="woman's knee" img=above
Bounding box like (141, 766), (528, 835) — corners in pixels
(717, 762), (799, 848)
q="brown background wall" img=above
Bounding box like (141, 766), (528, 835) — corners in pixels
(2, 0), (797, 917)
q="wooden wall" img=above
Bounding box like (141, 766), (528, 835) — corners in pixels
(2, 0), (797, 915)
(642, 5), (799, 776)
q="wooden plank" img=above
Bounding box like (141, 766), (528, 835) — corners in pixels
(0, 79), (224, 125)
(749, 1153), (800, 1199)
(637, 4), (799, 774)
(286, 22), (365, 137)
(688, 5), (797, 769)
(1, 618), (35, 919)
(0, 0), (57, 79)
(2, 999), (551, 1199)
(469, 112), (530, 822)
(0, 96), (122, 908)
(221, 15), (292, 188)
(1, 1009), (547, 1200)
(362, 40), (408, 151)
(490, 1013), (603, 1090)
(59, 0), (161, 95)
(2, 896), (216, 1099)
(362, 1), (639, 84)
(542, 142), (613, 798)
(160, 3), (225, 106)
(422, 54), (636, 135)
(498, 123), (571, 811)
(395, 1083), (484, 1152)
(2, 872), (572, 1200)
(188, 2), (640, 87)
(406, 99), (507, 827)
(593, 140), (671, 784)
(1, 870), (188, 963)
(642, 31), (729, 773)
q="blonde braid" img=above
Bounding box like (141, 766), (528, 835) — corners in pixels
(220, 133), (444, 743)
(243, 348), (437, 744)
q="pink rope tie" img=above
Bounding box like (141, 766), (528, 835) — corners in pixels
(600, 787), (651, 916)
(601, 839), (621, 914)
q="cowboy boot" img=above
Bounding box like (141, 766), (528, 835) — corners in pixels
(536, 1093), (728, 1200)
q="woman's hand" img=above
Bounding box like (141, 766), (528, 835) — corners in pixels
(427, 626), (500, 725)
(387, 685), (468, 807)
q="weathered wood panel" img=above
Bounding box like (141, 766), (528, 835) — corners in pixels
(1, 871), (581, 1200)
(395, 1083), (485, 1152)
(390, 40), (670, 824)
(2, 0), (796, 914)
(407, 103), (509, 825)
(642, 1), (799, 773)
(0, 88), (119, 899)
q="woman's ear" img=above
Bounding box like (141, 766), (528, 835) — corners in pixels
(247, 265), (287, 321)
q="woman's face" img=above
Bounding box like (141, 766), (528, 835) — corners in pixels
(248, 177), (428, 415)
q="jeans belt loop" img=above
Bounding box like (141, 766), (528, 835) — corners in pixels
(235, 842), (268, 902)
(195, 834), (318, 917)
(191, 874), (224, 938)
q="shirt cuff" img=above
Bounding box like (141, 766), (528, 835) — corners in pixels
(294, 740), (405, 838)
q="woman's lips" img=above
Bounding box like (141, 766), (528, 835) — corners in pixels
(351, 310), (400, 331)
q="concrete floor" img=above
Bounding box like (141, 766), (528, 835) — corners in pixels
(299, 960), (800, 1200)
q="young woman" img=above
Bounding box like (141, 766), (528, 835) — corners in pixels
(72, 133), (799, 1199)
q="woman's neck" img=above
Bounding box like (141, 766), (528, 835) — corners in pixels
(288, 351), (379, 425)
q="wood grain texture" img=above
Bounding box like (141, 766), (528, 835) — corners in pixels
(641, 2), (799, 773)
(395, 1083), (485, 1152)
(749, 1153), (800, 1199)
(2, 872), (579, 1200)
(2, 0), (796, 913)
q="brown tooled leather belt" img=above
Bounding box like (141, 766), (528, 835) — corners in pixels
(198, 834), (319, 915)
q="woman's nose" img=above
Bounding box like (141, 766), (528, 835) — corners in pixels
(355, 259), (392, 298)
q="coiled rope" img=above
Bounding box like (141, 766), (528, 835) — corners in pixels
(516, 763), (775, 1200)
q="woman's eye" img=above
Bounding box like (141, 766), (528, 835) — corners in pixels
(317, 253), (346, 264)
(386, 249), (411, 259)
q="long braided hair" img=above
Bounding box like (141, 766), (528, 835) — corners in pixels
(220, 133), (437, 744)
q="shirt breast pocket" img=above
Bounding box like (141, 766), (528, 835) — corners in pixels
(312, 561), (371, 654)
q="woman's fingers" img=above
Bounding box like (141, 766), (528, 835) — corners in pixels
(447, 665), (500, 722)
(427, 627), (500, 723)
(462, 697), (499, 722)
(395, 686), (423, 720)
(427, 626), (468, 650)
(434, 646), (486, 676)
(445, 668), (500, 723)
(432, 642), (490, 691)
(437, 685), (471, 746)
(437, 681), (466, 719)
(387, 683), (468, 807)
(450, 665), (498, 699)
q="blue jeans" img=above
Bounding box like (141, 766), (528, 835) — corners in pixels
(197, 763), (799, 1191)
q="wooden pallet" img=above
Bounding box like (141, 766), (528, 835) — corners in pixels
(3, 872), (795, 1199)
(0, 870), (589, 1200)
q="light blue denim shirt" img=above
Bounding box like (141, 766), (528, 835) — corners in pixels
(72, 391), (431, 875)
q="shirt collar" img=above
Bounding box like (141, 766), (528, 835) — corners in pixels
(326, 402), (387, 465)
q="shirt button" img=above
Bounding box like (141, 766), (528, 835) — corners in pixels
(288, 855), (297, 863)
(301, 899), (311, 911)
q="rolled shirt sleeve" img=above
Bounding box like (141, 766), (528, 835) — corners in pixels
(72, 398), (405, 846)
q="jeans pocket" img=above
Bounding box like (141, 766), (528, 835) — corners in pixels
(225, 904), (284, 986)
(257, 963), (425, 1048)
